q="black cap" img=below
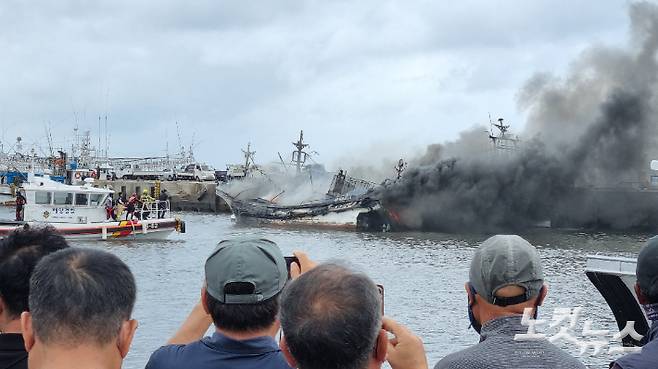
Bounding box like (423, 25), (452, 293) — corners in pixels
(637, 236), (658, 298)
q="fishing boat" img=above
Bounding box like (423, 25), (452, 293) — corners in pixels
(0, 174), (185, 240)
(217, 171), (381, 229)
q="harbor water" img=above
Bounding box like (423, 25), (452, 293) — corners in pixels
(65, 212), (650, 369)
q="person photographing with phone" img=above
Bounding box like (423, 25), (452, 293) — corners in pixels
(148, 237), (428, 369)
(146, 238), (292, 369)
(281, 251), (428, 369)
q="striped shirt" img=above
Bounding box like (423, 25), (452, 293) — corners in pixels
(435, 315), (586, 369)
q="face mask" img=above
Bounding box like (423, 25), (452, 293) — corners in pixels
(531, 286), (545, 320)
(467, 284), (482, 334)
(467, 284), (544, 335)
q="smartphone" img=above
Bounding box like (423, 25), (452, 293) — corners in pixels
(376, 284), (384, 315)
(284, 256), (299, 279)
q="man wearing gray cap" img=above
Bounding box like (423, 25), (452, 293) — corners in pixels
(435, 235), (585, 369)
(146, 238), (291, 369)
(611, 236), (658, 369)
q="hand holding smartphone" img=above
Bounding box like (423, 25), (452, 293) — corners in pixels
(284, 255), (384, 314)
(284, 256), (299, 279)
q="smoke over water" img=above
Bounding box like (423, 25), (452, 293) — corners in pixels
(379, 2), (658, 232)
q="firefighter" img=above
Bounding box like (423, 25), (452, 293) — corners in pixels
(126, 192), (138, 220)
(140, 189), (154, 220)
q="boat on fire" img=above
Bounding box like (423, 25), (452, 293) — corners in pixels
(0, 174), (185, 240)
(217, 171), (382, 229)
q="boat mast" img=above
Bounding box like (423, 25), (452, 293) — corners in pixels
(488, 117), (519, 152)
(242, 143), (255, 176)
(394, 158), (407, 180)
(291, 130), (309, 174)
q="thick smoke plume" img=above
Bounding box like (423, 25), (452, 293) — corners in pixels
(220, 170), (335, 206)
(380, 2), (658, 232)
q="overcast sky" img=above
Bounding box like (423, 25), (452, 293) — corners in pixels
(0, 0), (634, 170)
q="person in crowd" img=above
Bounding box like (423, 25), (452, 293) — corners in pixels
(279, 253), (429, 369)
(157, 189), (169, 219)
(610, 237), (658, 368)
(115, 192), (126, 220)
(434, 235), (585, 369)
(14, 191), (26, 222)
(145, 238), (291, 369)
(0, 228), (69, 369)
(20, 248), (138, 369)
(104, 193), (115, 220)
(126, 192), (137, 220)
(139, 189), (154, 220)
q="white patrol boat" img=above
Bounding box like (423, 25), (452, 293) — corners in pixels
(0, 174), (185, 240)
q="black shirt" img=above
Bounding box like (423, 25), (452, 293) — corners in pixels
(0, 334), (27, 369)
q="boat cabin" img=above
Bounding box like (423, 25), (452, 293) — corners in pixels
(22, 175), (112, 224)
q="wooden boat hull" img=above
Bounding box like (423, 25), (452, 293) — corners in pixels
(218, 189), (381, 231)
(232, 207), (372, 230)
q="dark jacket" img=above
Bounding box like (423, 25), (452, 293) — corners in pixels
(612, 321), (658, 369)
(0, 334), (27, 369)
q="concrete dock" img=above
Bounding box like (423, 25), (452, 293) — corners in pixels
(95, 179), (230, 213)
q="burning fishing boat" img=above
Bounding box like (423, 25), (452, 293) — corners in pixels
(218, 170), (381, 229)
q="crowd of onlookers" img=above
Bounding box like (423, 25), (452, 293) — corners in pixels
(0, 227), (656, 369)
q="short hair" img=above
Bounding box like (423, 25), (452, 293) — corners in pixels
(29, 248), (136, 346)
(0, 227), (69, 317)
(205, 287), (280, 332)
(280, 264), (382, 369)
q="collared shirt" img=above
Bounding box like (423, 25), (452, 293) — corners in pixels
(145, 332), (292, 369)
(434, 315), (586, 369)
(0, 334), (27, 369)
(611, 321), (658, 369)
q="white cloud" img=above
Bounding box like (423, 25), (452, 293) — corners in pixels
(0, 0), (633, 168)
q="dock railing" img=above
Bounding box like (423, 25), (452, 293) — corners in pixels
(137, 200), (170, 219)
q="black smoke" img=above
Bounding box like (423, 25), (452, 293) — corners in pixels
(377, 2), (658, 232)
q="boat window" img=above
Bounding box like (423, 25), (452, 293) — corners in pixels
(53, 192), (73, 205)
(75, 193), (89, 206)
(35, 192), (52, 205)
(90, 194), (104, 206)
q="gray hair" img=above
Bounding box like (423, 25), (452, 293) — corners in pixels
(280, 263), (382, 369)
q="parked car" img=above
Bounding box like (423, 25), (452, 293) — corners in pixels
(174, 163), (216, 181)
(115, 164), (167, 180)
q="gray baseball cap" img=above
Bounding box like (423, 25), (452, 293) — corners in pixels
(469, 235), (544, 306)
(205, 238), (288, 304)
(637, 236), (658, 298)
